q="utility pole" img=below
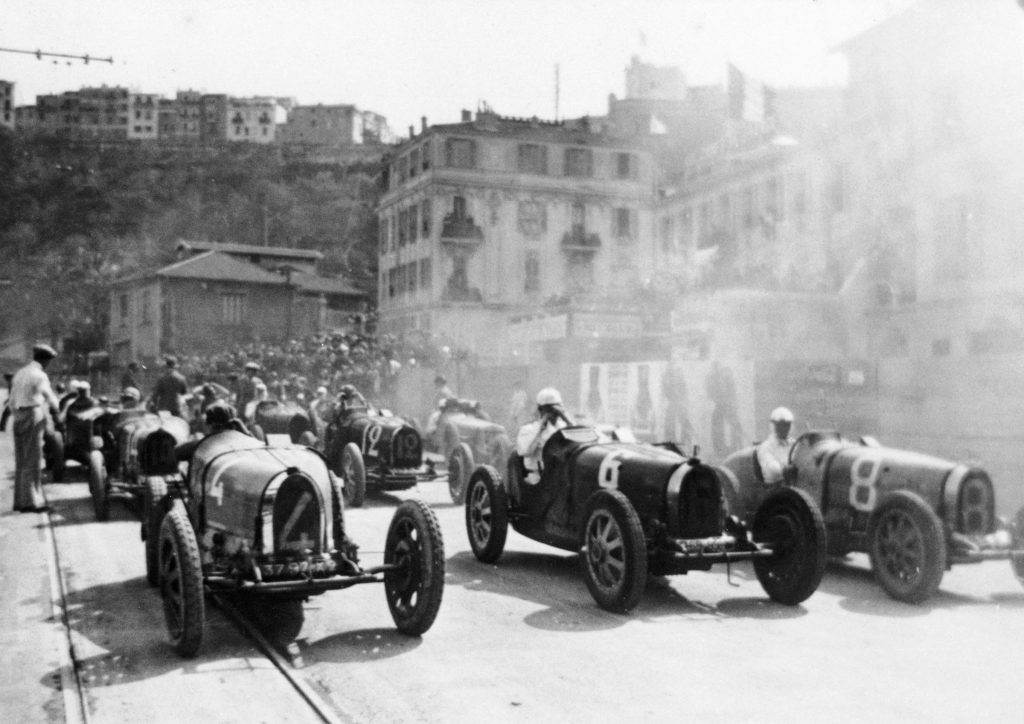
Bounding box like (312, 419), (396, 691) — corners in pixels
(0, 46), (113, 64)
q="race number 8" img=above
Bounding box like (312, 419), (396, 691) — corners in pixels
(364, 424), (383, 458)
(848, 453), (881, 512)
(598, 452), (624, 490)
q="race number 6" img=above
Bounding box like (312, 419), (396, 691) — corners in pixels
(364, 424), (383, 458)
(598, 452), (625, 490)
(848, 453), (881, 512)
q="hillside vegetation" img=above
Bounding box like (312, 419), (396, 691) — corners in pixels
(0, 131), (384, 354)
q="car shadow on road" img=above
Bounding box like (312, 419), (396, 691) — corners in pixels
(819, 558), (1024, 617)
(41, 481), (141, 528)
(446, 550), (808, 632)
(294, 627), (423, 664)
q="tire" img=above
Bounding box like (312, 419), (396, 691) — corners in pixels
(487, 434), (511, 470)
(580, 489), (648, 613)
(159, 501), (205, 658)
(251, 424), (266, 443)
(447, 442), (475, 504)
(751, 487), (827, 605)
(868, 490), (947, 604)
(144, 477), (169, 587)
(1009, 504), (1024, 586)
(384, 499), (445, 636)
(45, 431), (66, 482)
(464, 465), (508, 563)
(87, 449), (109, 521)
(340, 442), (367, 508)
(440, 420), (460, 459)
(297, 430), (318, 448)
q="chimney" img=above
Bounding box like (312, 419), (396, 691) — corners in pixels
(461, 109), (472, 122)
(421, 116), (427, 133)
(408, 125), (414, 138)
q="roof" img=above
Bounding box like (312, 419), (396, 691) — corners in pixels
(291, 271), (365, 297)
(176, 240), (323, 261)
(156, 251), (287, 284)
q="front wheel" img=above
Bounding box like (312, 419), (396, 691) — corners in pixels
(868, 490), (946, 604)
(384, 499), (445, 636)
(159, 501), (205, 657)
(447, 442), (475, 504)
(465, 465), (508, 563)
(87, 449), (109, 521)
(580, 489), (648, 613)
(44, 431), (65, 482)
(751, 487), (827, 605)
(144, 477), (169, 587)
(340, 442), (367, 508)
(1009, 504), (1024, 586)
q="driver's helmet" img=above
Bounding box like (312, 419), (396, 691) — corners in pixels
(536, 387), (563, 407)
(339, 384), (358, 399)
(121, 386), (141, 403)
(769, 406), (794, 423)
(204, 401), (233, 428)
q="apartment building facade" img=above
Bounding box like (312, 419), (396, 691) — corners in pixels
(0, 80), (13, 130)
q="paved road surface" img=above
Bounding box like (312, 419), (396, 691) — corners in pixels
(3, 431), (1024, 723)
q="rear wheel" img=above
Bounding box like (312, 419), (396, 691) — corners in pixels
(580, 489), (647, 613)
(384, 499), (445, 636)
(1009, 504), (1024, 586)
(159, 501), (204, 657)
(44, 431), (65, 482)
(340, 442), (367, 508)
(447, 442), (475, 504)
(87, 450), (109, 521)
(465, 465), (508, 563)
(868, 491), (946, 604)
(144, 477), (169, 587)
(751, 487), (827, 605)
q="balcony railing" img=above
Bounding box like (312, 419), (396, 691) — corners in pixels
(440, 214), (484, 246)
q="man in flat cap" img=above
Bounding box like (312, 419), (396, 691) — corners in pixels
(235, 361), (264, 423)
(9, 344), (61, 511)
(151, 355), (187, 417)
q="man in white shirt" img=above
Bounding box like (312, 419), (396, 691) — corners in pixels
(755, 406), (795, 485)
(10, 344), (61, 512)
(516, 387), (571, 485)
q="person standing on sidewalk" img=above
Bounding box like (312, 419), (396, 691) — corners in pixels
(10, 344), (61, 512)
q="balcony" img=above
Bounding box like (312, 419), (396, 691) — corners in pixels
(440, 214), (484, 248)
(561, 228), (602, 255)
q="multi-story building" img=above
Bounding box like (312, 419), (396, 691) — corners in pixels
(226, 96), (276, 143)
(277, 103), (394, 146)
(158, 90), (202, 141)
(128, 92), (159, 139)
(201, 94), (228, 142)
(0, 80), (14, 130)
(377, 108), (657, 364)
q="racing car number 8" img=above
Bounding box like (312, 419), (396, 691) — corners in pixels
(848, 453), (882, 512)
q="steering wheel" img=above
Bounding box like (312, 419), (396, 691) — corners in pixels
(788, 433), (813, 466)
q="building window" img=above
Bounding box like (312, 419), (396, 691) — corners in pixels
(517, 200), (547, 238)
(140, 290), (152, 323)
(525, 251), (540, 292)
(407, 205), (419, 242)
(614, 152), (635, 179)
(421, 141), (431, 172)
(452, 195), (468, 220)
(119, 294), (129, 325)
(421, 199), (432, 237)
(420, 258), (432, 289)
(564, 147), (593, 177)
(388, 268), (396, 298)
(613, 207), (636, 242)
(221, 293), (245, 324)
(398, 209), (409, 246)
(517, 144), (548, 174)
(445, 138), (476, 168)
(409, 148), (420, 178)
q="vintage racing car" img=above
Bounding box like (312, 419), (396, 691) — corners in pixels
(715, 430), (1024, 603)
(323, 403), (437, 508)
(428, 397), (513, 504)
(251, 398), (319, 446)
(148, 429), (445, 657)
(84, 406), (191, 521)
(464, 426), (827, 612)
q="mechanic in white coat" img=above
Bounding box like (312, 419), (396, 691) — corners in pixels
(516, 387), (571, 485)
(756, 406), (795, 485)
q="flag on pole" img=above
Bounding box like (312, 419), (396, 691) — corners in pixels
(728, 63), (776, 123)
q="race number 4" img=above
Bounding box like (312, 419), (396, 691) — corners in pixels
(848, 453), (882, 512)
(363, 424), (383, 458)
(598, 452), (625, 489)
(210, 476), (224, 506)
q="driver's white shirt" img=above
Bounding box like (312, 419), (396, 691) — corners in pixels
(516, 418), (567, 485)
(756, 434), (794, 484)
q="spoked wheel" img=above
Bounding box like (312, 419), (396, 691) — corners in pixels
(159, 501), (205, 658)
(340, 442), (367, 508)
(580, 489), (647, 613)
(144, 476), (169, 587)
(87, 449), (109, 521)
(751, 487), (827, 605)
(868, 491), (946, 604)
(447, 442), (475, 504)
(464, 465), (508, 563)
(384, 499), (445, 636)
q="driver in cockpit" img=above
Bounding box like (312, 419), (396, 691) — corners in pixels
(756, 406), (795, 485)
(516, 387), (572, 485)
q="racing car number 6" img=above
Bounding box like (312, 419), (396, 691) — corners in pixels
(598, 452), (625, 490)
